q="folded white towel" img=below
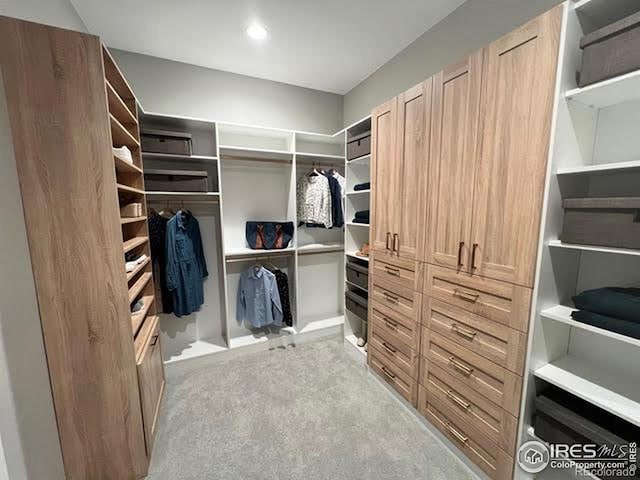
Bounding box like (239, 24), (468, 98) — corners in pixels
(113, 146), (133, 164)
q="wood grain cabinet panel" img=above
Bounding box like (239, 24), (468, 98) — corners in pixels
(371, 300), (420, 351)
(423, 329), (523, 417)
(371, 275), (422, 323)
(424, 264), (532, 333)
(423, 297), (527, 375)
(371, 97), (399, 254)
(395, 80), (431, 261)
(370, 318), (419, 379)
(470, 6), (562, 287)
(371, 251), (422, 292)
(419, 386), (514, 480)
(425, 51), (483, 269)
(369, 346), (418, 405)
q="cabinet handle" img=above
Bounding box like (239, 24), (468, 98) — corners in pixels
(447, 390), (471, 410)
(457, 241), (464, 267)
(453, 288), (480, 303)
(452, 323), (477, 341)
(381, 366), (396, 379)
(471, 243), (479, 270)
(384, 318), (398, 329)
(383, 292), (399, 303)
(382, 341), (397, 354)
(393, 233), (399, 253)
(150, 335), (159, 347)
(446, 423), (469, 443)
(449, 356), (474, 376)
(386, 232), (391, 250)
(384, 265), (400, 276)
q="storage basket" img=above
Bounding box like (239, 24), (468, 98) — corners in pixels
(141, 128), (192, 155)
(347, 132), (371, 160)
(345, 290), (368, 321)
(144, 169), (208, 192)
(346, 262), (368, 290)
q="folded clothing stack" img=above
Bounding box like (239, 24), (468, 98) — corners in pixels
(571, 287), (640, 339)
(352, 210), (369, 224)
(113, 146), (134, 164)
(353, 182), (370, 191)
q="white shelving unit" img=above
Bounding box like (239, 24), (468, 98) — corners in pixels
(520, 2), (640, 474)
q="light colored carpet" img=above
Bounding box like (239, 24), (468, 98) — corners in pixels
(147, 337), (477, 480)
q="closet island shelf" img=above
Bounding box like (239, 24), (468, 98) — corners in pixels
(541, 305), (640, 347)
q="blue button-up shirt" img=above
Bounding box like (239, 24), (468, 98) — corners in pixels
(237, 266), (283, 328)
(166, 212), (208, 317)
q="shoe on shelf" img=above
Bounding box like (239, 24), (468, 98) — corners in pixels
(113, 146), (133, 164)
(131, 299), (144, 313)
(356, 242), (370, 257)
(356, 337), (366, 347)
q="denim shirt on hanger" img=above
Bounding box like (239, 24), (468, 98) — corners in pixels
(237, 266), (283, 328)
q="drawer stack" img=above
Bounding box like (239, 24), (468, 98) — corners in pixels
(418, 265), (530, 480)
(367, 252), (423, 405)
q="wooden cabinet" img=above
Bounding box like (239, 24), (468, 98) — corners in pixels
(371, 80), (431, 260)
(425, 52), (482, 270)
(470, 7), (562, 287)
(371, 97), (399, 253)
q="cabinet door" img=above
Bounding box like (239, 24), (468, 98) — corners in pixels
(425, 52), (483, 270)
(470, 6), (562, 287)
(396, 80), (431, 261)
(371, 97), (399, 253)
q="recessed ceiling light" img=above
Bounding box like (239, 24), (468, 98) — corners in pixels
(246, 23), (268, 41)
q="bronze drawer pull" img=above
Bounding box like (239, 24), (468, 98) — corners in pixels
(449, 356), (474, 376)
(381, 366), (396, 379)
(453, 288), (480, 302)
(446, 390), (471, 410)
(471, 243), (479, 270)
(384, 265), (401, 276)
(452, 324), (477, 341)
(386, 232), (391, 250)
(457, 241), (464, 267)
(384, 318), (398, 329)
(393, 233), (399, 253)
(150, 335), (159, 347)
(446, 423), (469, 443)
(383, 292), (399, 303)
(382, 342), (397, 354)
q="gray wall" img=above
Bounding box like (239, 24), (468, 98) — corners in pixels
(0, 0), (86, 31)
(111, 49), (344, 134)
(343, 0), (563, 125)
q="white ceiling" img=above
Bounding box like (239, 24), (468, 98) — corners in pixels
(71, 0), (466, 94)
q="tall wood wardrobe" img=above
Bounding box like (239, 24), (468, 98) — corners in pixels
(368, 5), (563, 480)
(0, 16), (164, 479)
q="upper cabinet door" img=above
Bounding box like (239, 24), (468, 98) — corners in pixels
(470, 6), (562, 287)
(396, 79), (431, 261)
(425, 52), (483, 270)
(371, 97), (399, 254)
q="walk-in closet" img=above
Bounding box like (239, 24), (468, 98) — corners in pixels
(1, 1), (639, 480)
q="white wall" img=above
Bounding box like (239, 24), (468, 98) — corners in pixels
(343, 0), (563, 125)
(0, 0), (86, 31)
(111, 49), (344, 134)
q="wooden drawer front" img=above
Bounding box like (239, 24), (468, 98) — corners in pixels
(371, 251), (422, 291)
(370, 318), (419, 379)
(422, 329), (522, 417)
(419, 386), (514, 480)
(421, 361), (518, 453)
(137, 318), (165, 455)
(424, 264), (532, 332)
(369, 347), (418, 405)
(371, 275), (421, 322)
(423, 297), (527, 375)
(371, 300), (419, 351)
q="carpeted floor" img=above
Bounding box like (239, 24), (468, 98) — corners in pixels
(147, 337), (477, 480)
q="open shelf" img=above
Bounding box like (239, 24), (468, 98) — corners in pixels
(142, 152), (218, 162)
(534, 355), (640, 427)
(557, 159), (640, 175)
(346, 222), (369, 228)
(114, 155), (143, 174)
(219, 145), (293, 163)
(117, 183), (145, 195)
(106, 80), (137, 127)
(347, 154), (370, 164)
(123, 236), (148, 254)
(297, 243), (344, 255)
(574, 0), (640, 33)
(566, 69), (640, 109)
(126, 256), (151, 282)
(541, 305), (640, 347)
(131, 295), (155, 336)
(120, 216), (146, 225)
(346, 189), (370, 195)
(145, 192), (219, 204)
(225, 247), (296, 259)
(110, 113), (140, 149)
(128, 271), (153, 303)
(296, 152), (344, 162)
(346, 251), (369, 262)
(549, 239), (640, 256)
